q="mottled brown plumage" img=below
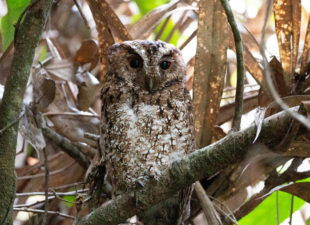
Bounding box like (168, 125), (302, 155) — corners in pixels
(100, 40), (195, 224)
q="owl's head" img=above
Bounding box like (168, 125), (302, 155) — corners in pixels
(105, 40), (186, 93)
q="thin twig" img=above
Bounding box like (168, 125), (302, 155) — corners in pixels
(14, 196), (54, 208)
(13, 207), (75, 219)
(0, 111), (24, 136)
(16, 189), (89, 197)
(155, 15), (171, 40)
(165, 11), (187, 43)
(194, 181), (222, 225)
(42, 148), (49, 225)
(220, 0), (244, 131)
(179, 29), (197, 50)
(73, 0), (90, 30)
(42, 126), (90, 169)
(51, 182), (84, 190)
(50, 189), (76, 204)
(17, 161), (75, 180)
(43, 111), (99, 118)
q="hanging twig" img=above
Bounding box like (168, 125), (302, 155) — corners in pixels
(73, 0), (90, 30)
(0, 111), (24, 136)
(220, 0), (244, 131)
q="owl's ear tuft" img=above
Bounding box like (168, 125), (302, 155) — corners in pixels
(105, 43), (122, 62)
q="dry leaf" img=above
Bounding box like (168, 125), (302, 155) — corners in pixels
(48, 113), (99, 148)
(86, 0), (115, 81)
(253, 107), (267, 143)
(76, 69), (100, 110)
(301, 18), (310, 75)
(39, 58), (76, 83)
(269, 56), (287, 97)
(193, 0), (227, 147)
(92, 0), (131, 41)
(273, 0), (301, 89)
(129, 1), (196, 40)
(46, 37), (64, 60)
(19, 107), (46, 151)
(264, 95), (310, 117)
(75, 39), (100, 71)
(32, 68), (56, 112)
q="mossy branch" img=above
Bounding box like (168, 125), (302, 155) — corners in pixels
(0, 0), (52, 224)
(79, 108), (297, 225)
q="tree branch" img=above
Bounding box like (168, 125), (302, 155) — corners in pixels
(0, 0), (52, 224)
(220, 0), (245, 131)
(42, 126), (90, 169)
(79, 108), (299, 225)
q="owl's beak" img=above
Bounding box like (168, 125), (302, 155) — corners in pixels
(148, 78), (154, 91)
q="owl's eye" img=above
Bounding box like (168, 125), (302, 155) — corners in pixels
(128, 55), (142, 69)
(160, 61), (170, 70)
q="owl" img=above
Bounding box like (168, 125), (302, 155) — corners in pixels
(100, 40), (195, 224)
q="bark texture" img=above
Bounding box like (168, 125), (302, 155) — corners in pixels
(79, 108), (297, 225)
(0, 0), (52, 224)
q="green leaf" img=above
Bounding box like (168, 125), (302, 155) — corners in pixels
(39, 44), (47, 62)
(63, 195), (75, 208)
(133, 0), (169, 16)
(155, 18), (179, 45)
(296, 177), (310, 183)
(239, 191), (305, 225)
(307, 217), (310, 225)
(1, 0), (31, 50)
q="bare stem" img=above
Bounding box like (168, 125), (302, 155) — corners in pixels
(13, 208), (74, 220)
(42, 148), (49, 225)
(220, 0), (245, 131)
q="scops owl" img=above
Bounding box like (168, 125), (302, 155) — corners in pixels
(100, 40), (195, 224)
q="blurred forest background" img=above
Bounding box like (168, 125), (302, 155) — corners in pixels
(0, 0), (310, 224)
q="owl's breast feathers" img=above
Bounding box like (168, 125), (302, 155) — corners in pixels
(100, 78), (195, 193)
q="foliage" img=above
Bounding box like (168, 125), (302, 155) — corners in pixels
(240, 192), (305, 225)
(0, 0), (31, 50)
